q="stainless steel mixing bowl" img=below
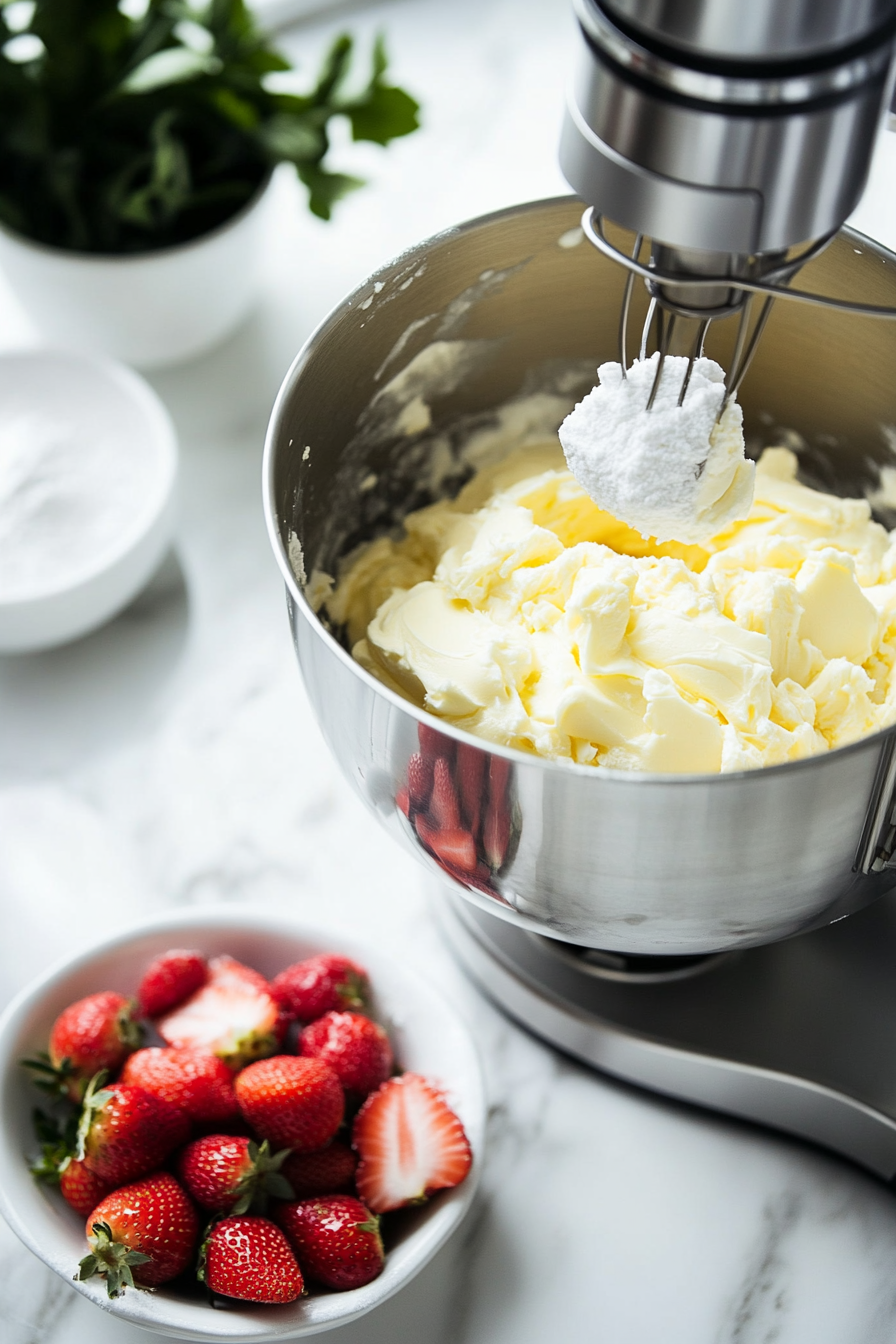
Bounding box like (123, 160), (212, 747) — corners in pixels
(263, 196), (896, 955)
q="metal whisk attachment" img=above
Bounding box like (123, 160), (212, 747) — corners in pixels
(584, 208), (896, 414)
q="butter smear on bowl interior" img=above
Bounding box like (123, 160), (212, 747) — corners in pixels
(324, 439), (896, 774)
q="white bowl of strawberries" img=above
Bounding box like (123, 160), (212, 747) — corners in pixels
(0, 907), (484, 1340)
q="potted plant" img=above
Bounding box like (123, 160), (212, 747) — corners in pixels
(0, 0), (420, 365)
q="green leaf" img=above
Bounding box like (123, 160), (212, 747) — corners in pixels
(297, 163), (364, 221)
(120, 45), (220, 93)
(258, 112), (324, 164)
(116, 106), (191, 227)
(210, 85), (259, 129)
(0, 0), (419, 247)
(312, 32), (353, 104)
(76, 1253), (99, 1282)
(348, 84), (419, 146)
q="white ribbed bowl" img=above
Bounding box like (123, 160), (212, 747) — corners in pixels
(0, 906), (485, 1341)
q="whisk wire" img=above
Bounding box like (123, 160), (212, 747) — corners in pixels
(724, 296), (775, 410)
(617, 233), (643, 378)
(677, 318), (710, 407)
(639, 297), (656, 363)
(646, 310), (675, 412)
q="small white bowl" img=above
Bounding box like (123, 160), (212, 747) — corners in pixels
(0, 178), (272, 369)
(0, 348), (178, 654)
(0, 907), (485, 1341)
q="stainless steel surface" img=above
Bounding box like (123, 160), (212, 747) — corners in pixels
(580, 0), (896, 105)
(582, 212), (896, 320)
(602, 0), (896, 61)
(263, 196), (896, 956)
(560, 0), (896, 255)
(439, 888), (896, 1180)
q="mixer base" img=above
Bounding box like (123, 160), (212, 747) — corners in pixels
(438, 889), (896, 1180)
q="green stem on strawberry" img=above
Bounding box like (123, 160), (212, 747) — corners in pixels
(231, 1141), (295, 1216)
(21, 1051), (84, 1102)
(29, 1107), (79, 1184)
(78, 1221), (152, 1299)
(74, 1072), (112, 1162)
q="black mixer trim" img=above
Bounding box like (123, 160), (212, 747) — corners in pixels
(589, 0), (896, 84)
(579, 23), (893, 120)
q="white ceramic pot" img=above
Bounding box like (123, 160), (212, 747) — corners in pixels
(0, 177), (272, 369)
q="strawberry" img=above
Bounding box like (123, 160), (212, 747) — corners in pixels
(484, 756), (513, 869)
(352, 1073), (472, 1213)
(78, 1171), (199, 1296)
(234, 1055), (344, 1153)
(274, 1195), (384, 1291)
(455, 742), (486, 836)
(120, 1046), (238, 1126)
(270, 953), (369, 1022)
(414, 815), (478, 874)
(59, 1158), (114, 1217)
(177, 1134), (293, 1214)
(138, 949), (208, 1018)
(300, 1011), (393, 1098)
(429, 756), (461, 830)
(406, 752), (434, 812)
(78, 1075), (190, 1186)
(281, 1140), (357, 1199)
(199, 1215), (303, 1303)
(418, 722), (455, 764)
(24, 992), (142, 1101)
(156, 955), (284, 1071)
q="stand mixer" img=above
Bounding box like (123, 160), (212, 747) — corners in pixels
(264, 2), (896, 1181)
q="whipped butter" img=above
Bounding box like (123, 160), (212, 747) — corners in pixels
(326, 443), (896, 773)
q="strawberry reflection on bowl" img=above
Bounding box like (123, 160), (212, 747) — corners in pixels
(0, 907), (484, 1341)
(397, 723), (519, 901)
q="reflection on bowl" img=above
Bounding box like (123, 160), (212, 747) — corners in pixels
(396, 722), (518, 905)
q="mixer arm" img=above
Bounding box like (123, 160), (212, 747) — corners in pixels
(560, 0), (896, 325)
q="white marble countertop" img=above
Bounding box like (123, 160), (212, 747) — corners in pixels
(4, 1), (896, 1340)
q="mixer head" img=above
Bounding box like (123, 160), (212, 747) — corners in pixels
(561, 0), (896, 400)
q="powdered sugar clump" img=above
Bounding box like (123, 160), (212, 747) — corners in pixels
(558, 354), (754, 544)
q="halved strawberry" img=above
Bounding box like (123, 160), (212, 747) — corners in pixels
(429, 757), (461, 830)
(406, 752), (434, 812)
(455, 742), (486, 837)
(156, 956), (284, 1071)
(417, 722), (455, 764)
(352, 1073), (472, 1213)
(138, 950), (208, 1018)
(414, 816), (478, 874)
